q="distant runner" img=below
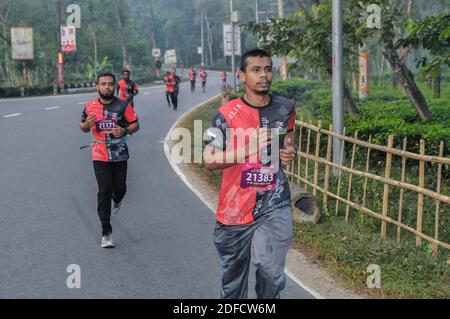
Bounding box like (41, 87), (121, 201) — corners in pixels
(199, 68), (208, 93)
(164, 71), (172, 107)
(220, 70), (227, 87)
(116, 69), (139, 107)
(189, 67), (197, 93)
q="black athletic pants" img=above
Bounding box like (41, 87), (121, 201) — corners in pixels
(93, 160), (127, 236)
(166, 91), (171, 106)
(170, 92), (178, 110)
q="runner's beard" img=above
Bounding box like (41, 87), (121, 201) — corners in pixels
(99, 91), (114, 100)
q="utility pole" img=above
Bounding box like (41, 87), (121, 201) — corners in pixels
(255, 0), (259, 23)
(201, 9), (205, 67)
(55, 0), (64, 91)
(230, 0), (236, 90)
(278, 0), (287, 80)
(332, 0), (344, 173)
(148, 0), (157, 50)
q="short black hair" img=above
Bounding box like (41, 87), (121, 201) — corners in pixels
(96, 72), (116, 84)
(240, 48), (271, 72)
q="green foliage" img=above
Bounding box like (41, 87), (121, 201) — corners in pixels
(399, 13), (450, 79)
(294, 214), (450, 298)
(269, 78), (449, 155)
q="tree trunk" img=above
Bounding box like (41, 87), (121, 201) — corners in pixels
(113, 0), (129, 67)
(399, 0), (414, 65)
(205, 10), (214, 67)
(434, 68), (441, 99)
(427, 75), (433, 89)
(2, 24), (10, 84)
(90, 29), (98, 77)
(384, 42), (432, 121)
(352, 71), (358, 91)
(378, 54), (385, 86)
(148, 0), (157, 49)
(0, 0), (11, 84)
(344, 81), (359, 116)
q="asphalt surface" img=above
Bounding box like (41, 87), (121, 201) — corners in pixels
(0, 71), (314, 299)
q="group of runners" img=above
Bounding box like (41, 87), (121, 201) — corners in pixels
(79, 48), (297, 300)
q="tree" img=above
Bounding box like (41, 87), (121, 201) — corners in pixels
(250, 0), (439, 121)
(113, 0), (129, 67)
(355, 0), (434, 121)
(0, 0), (11, 84)
(248, 3), (360, 116)
(399, 13), (450, 99)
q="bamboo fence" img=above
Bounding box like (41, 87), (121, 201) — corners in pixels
(286, 120), (450, 255)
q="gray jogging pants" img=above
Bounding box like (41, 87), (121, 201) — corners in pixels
(213, 207), (293, 299)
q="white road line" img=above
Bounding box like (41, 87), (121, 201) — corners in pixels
(163, 94), (324, 300)
(3, 113), (21, 118)
(78, 102), (88, 105)
(45, 106), (60, 110)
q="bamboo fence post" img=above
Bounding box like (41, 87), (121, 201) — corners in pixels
(416, 139), (425, 246)
(291, 123), (296, 181)
(297, 124), (302, 184)
(345, 131), (358, 223)
(335, 127), (346, 216)
(313, 121), (322, 196)
(397, 137), (408, 243)
(381, 135), (394, 239)
(432, 141), (444, 256)
(304, 121), (312, 190)
(361, 135), (372, 225)
(323, 124), (333, 209)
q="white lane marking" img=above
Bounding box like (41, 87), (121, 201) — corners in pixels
(4, 113), (21, 118)
(78, 102), (88, 105)
(285, 269), (325, 299)
(163, 94), (325, 300)
(45, 106), (60, 110)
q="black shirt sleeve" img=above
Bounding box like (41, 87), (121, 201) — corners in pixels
(204, 112), (229, 151)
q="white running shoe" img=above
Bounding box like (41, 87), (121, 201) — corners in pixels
(111, 201), (121, 216)
(101, 234), (115, 248)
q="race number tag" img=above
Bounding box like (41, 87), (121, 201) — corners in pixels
(240, 163), (277, 191)
(96, 116), (117, 132)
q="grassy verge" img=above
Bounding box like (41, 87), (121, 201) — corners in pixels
(174, 95), (450, 299)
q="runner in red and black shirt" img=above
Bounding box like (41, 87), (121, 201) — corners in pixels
(220, 70), (227, 87)
(189, 67), (197, 93)
(199, 68), (207, 93)
(164, 71), (172, 107)
(80, 72), (140, 248)
(203, 49), (296, 299)
(116, 69), (139, 107)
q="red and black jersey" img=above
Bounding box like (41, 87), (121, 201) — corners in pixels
(117, 79), (138, 101)
(164, 75), (175, 93)
(81, 97), (138, 162)
(199, 71), (207, 82)
(204, 95), (296, 225)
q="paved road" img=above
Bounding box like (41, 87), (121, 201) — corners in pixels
(0, 71), (314, 299)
